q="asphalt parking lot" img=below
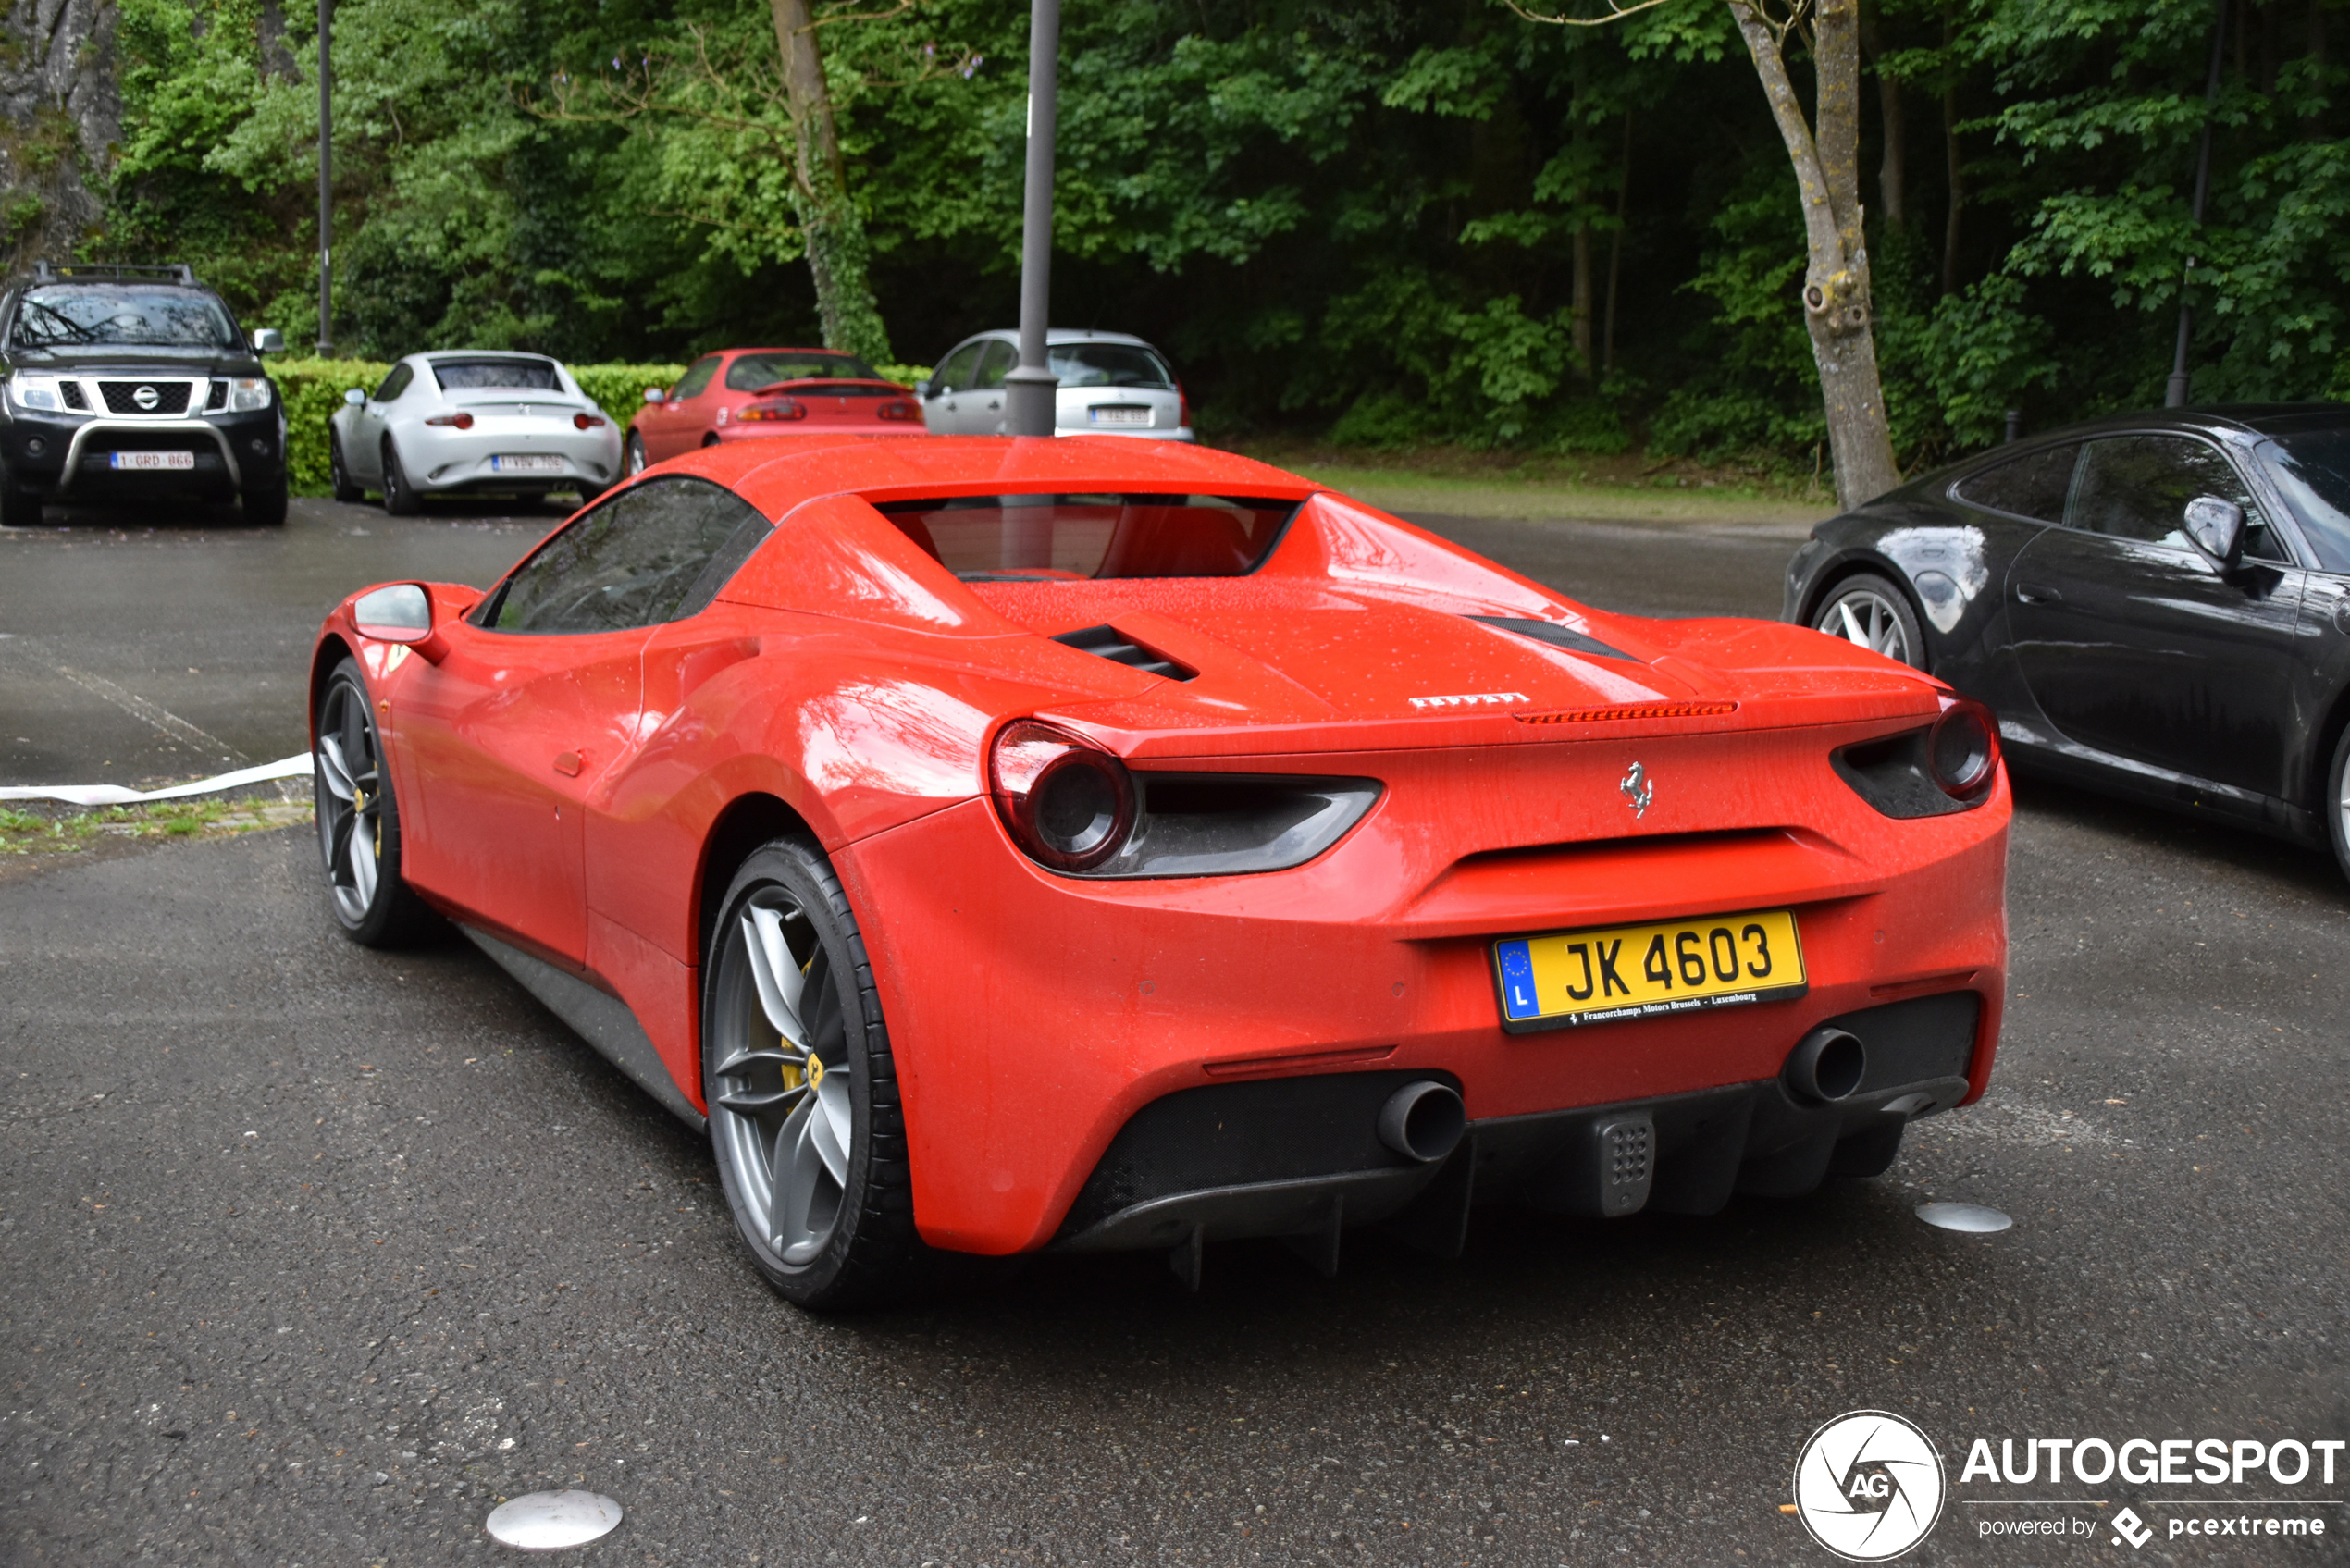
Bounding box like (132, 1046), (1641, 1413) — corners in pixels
(3, 496), (2344, 1565)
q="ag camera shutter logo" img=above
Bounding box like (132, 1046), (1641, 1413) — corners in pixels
(1792, 1410), (1947, 1561)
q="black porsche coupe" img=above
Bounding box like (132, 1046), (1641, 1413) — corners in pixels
(1784, 405), (2350, 877)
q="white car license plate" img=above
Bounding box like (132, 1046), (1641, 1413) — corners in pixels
(108, 451), (195, 471)
(1089, 405), (1151, 427)
(490, 454), (564, 473)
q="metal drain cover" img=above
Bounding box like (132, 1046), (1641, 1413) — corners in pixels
(485, 1489), (624, 1551)
(1916, 1202), (2011, 1234)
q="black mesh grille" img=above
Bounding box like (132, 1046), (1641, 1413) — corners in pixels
(99, 381), (192, 415)
(60, 381), (87, 410)
(1052, 623), (1195, 681)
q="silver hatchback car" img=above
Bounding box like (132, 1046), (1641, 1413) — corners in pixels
(918, 329), (1194, 441)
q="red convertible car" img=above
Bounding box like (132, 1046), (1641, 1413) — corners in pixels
(312, 438), (2010, 1307)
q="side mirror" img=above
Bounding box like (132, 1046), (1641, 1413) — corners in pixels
(913, 379), (933, 400)
(343, 388), (365, 406)
(2183, 495), (2246, 569)
(351, 583), (451, 662)
(643, 388), (665, 404)
(252, 328), (284, 353)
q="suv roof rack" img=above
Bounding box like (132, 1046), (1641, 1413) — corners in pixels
(30, 262), (201, 287)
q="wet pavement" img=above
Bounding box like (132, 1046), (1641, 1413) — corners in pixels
(2, 495), (2344, 1566)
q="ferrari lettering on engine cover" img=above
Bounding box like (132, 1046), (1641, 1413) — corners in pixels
(1407, 690), (1528, 710)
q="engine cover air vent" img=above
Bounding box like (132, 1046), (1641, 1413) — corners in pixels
(1467, 614), (1640, 662)
(1052, 623), (1196, 681)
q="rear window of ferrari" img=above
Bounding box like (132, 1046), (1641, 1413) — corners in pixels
(872, 494), (1297, 580)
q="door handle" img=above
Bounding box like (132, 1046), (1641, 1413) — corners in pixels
(2014, 583), (2064, 606)
(987, 397), (1002, 410)
(553, 750), (583, 777)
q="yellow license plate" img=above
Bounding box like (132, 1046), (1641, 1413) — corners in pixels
(1491, 909), (1806, 1033)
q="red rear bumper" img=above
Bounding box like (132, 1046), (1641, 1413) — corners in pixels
(838, 728), (2010, 1254)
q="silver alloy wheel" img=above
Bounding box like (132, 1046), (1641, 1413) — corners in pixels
(314, 677), (383, 925)
(2338, 754), (2350, 852)
(1814, 586), (1916, 664)
(711, 891), (853, 1266)
(625, 433), (648, 475)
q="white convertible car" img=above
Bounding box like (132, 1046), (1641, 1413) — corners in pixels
(328, 351), (623, 513)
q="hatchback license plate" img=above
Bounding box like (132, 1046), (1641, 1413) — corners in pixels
(490, 454), (564, 473)
(1492, 909), (1806, 1032)
(108, 451), (195, 471)
(1089, 405), (1150, 426)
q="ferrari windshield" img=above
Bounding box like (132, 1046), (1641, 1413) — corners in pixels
(11, 286), (237, 349)
(876, 494), (1294, 579)
(431, 358), (562, 391)
(2259, 424), (2350, 572)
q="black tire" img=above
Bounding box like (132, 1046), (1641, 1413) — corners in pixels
(2324, 725), (2350, 886)
(624, 431), (649, 475)
(242, 475), (288, 527)
(313, 659), (439, 946)
(702, 838), (924, 1310)
(328, 433), (365, 503)
(1810, 571), (1928, 671)
(380, 439), (422, 516)
(0, 463), (43, 528)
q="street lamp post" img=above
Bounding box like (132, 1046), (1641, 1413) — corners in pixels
(316, 0), (333, 356)
(1002, 0), (1060, 438)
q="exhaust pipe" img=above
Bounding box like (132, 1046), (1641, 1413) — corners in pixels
(1378, 1080), (1466, 1164)
(1783, 1027), (1867, 1105)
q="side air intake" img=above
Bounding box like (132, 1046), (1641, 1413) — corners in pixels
(1053, 623), (1195, 681)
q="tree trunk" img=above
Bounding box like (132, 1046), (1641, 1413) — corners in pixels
(1602, 112), (1629, 375)
(1571, 224), (1594, 378)
(1940, 73), (1963, 295)
(770, 0), (893, 364)
(1727, 0), (1902, 510)
(1862, 6), (1905, 225)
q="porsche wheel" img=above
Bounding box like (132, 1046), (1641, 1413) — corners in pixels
(314, 659), (437, 945)
(625, 432), (648, 475)
(380, 439), (422, 516)
(704, 839), (921, 1309)
(2324, 726), (2350, 886)
(1811, 573), (1926, 670)
(329, 433), (365, 503)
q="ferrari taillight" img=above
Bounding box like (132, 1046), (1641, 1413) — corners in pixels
(1928, 699), (2001, 799)
(989, 720), (1136, 872)
(426, 412), (475, 429)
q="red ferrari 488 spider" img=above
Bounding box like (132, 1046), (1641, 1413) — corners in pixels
(312, 437), (2009, 1307)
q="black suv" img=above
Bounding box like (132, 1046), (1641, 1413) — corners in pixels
(0, 263), (288, 527)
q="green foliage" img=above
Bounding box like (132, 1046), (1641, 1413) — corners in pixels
(93, 0), (2349, 476)
(568, 363), (692, 426)
(270, 357), (391, 492)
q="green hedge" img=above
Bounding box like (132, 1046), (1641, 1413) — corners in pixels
(269, 358), (686, 494)
(269, 358), (390, 493)
(270, 359), (930, 495)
